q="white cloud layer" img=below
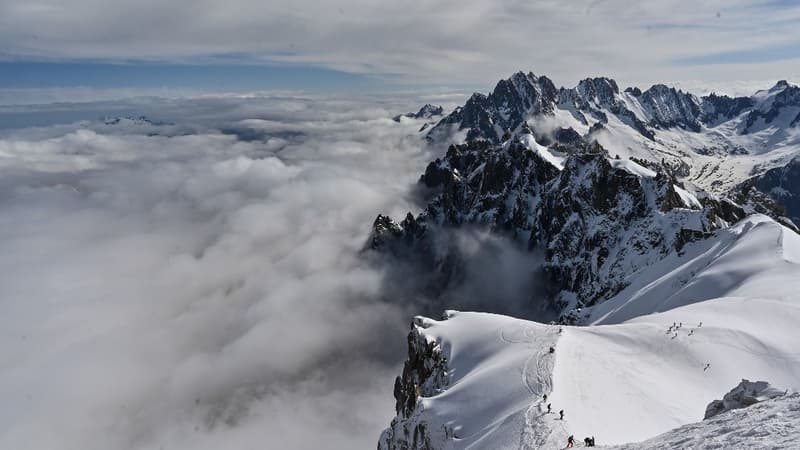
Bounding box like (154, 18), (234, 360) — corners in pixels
(1, 0), (799, 87)
(0, 97), (437, 449)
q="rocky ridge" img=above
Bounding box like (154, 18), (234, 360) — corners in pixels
(370, 130), (746, 316)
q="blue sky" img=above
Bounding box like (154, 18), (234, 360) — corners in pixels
(0, 61), (370, 91)
(675, 41), (800, 66)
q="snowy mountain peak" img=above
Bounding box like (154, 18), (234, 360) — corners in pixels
(393, 104), (445, 122)
(576, 77), (620, 101)
(637, 84), (702, 131)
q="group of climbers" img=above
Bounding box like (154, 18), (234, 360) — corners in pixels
(542, 394), (597, 447)
(542, 394), (560, 419)
(566, 435), (595, 447)
(664, 321), (713, 371)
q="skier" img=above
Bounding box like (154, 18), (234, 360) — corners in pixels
(584, 437), (592, 446)
(704, 363), (711, 371)
(549, 346), (555, 354)
(547, 403), (552, 413)
(688, 329), (694, 336)
(559, 409), (564, 420)
(566, 435), (574, 448)
(699, 321), (703, 327)
(543, 394), (547, 402)
(591, 436), (596, 447)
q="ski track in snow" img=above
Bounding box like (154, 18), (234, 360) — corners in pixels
(501, 325), (568, 449)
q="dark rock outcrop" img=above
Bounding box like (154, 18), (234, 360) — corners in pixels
(393, 104), (445, 122)
(734, 158), (800, 229)
(378, 317), (451, 450)
(369, 133), (737, 314)
(743, 81), (800, 133)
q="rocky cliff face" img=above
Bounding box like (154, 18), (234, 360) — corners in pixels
(394, 104), (445, 122)
(378, 317), (452, 450)
(735, 157), (800, 227)
(369, 130), (746, 318)
(700, 93), (755, 125)
(637, 84), (702, 132)
(743, 81), (800, 133)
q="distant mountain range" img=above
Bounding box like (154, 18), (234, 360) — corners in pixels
(424, 72), (800, 222)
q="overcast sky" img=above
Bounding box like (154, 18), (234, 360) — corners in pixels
(0, 0), (799, 93)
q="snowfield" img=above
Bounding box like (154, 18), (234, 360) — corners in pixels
(383, 215), (800, 449)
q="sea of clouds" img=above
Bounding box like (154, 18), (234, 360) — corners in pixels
(0, 93), (451, 450)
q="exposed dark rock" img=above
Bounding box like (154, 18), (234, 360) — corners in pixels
(742, 82), (800, 134)
(553, 127), (583, 145)
(378, 318), (451, 450)
(393, 104), (445, 122)
(625, 86), (642, 97)
(732, 161), (800, 230)
(638, 84), (702, 132)
(368, 135), (732, 313)
(700, 93), (755, 124)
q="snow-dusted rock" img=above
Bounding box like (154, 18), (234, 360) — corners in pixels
(369, 132), (746, 316)
(379, 316), (452, 450)
(394, 104), (445, 122)
(704, 379), (787, 419)
(744, 156), (800, 225)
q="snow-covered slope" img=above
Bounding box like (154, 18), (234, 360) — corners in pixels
(379, 215), (800, 449)
(587, 215), (800, 324)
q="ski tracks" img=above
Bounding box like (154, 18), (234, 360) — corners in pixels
(501, 324), (564, 449)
